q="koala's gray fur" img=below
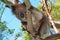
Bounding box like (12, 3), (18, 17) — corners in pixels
(6, 3), (50, 39)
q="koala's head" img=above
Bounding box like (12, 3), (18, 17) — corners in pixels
(6, 3), (27, 24)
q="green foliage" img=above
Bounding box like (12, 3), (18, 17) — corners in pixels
(0, 8), (5, 19)
(23, 31), (31, 40)
(16, 32), (21, 37)
(37, 4), (42, 10)
(0, 6), (7, 31)
(0, 0), (10, 4)
(15, 32), (22, 40)
(56, 0), (60, 6)
(51, 5), (60, 21)
(7, 29), (15, 34)
(0, 22), (8, 31)
(51, 0), (60, 21)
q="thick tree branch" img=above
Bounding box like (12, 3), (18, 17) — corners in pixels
(41, 1), (52, 14)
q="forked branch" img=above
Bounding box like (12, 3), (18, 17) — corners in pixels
(43, 0), (59, 33)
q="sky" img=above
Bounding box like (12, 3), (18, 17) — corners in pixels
(0, 0), (56, 40)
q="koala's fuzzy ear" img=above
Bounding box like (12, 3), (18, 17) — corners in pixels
(22, 2), (26, 7)
(13, 0), (19, 5)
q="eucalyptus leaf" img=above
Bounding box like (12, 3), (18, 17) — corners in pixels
(1, 0), (10, 4)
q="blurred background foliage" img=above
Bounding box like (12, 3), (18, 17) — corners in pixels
(23, 31), (32, 40)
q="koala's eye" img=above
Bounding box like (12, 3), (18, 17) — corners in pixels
(11, 5), (15, 8)
(20, 13), (24, 18)
(5, 5), (9, 8)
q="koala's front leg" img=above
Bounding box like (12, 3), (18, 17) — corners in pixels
(26, 10), (36, 37)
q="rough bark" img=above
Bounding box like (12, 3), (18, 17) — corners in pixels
(44, 34), (60, 40)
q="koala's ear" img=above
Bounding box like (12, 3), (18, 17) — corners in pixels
(13, 0), (19, 5)
(22, 2), (26, 7)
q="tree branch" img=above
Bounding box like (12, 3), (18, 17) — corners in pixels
(43, 0), (59, 33)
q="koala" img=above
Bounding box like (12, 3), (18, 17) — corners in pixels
(6, 2), (50, 39)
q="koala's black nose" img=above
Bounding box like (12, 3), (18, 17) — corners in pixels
(21, 21), (27, 25)
(20, 13), (24, 18)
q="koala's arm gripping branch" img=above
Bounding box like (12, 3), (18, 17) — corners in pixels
(26, 10), (36, 36)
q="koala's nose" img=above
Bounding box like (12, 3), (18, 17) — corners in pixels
(21, 21), (27, 25)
